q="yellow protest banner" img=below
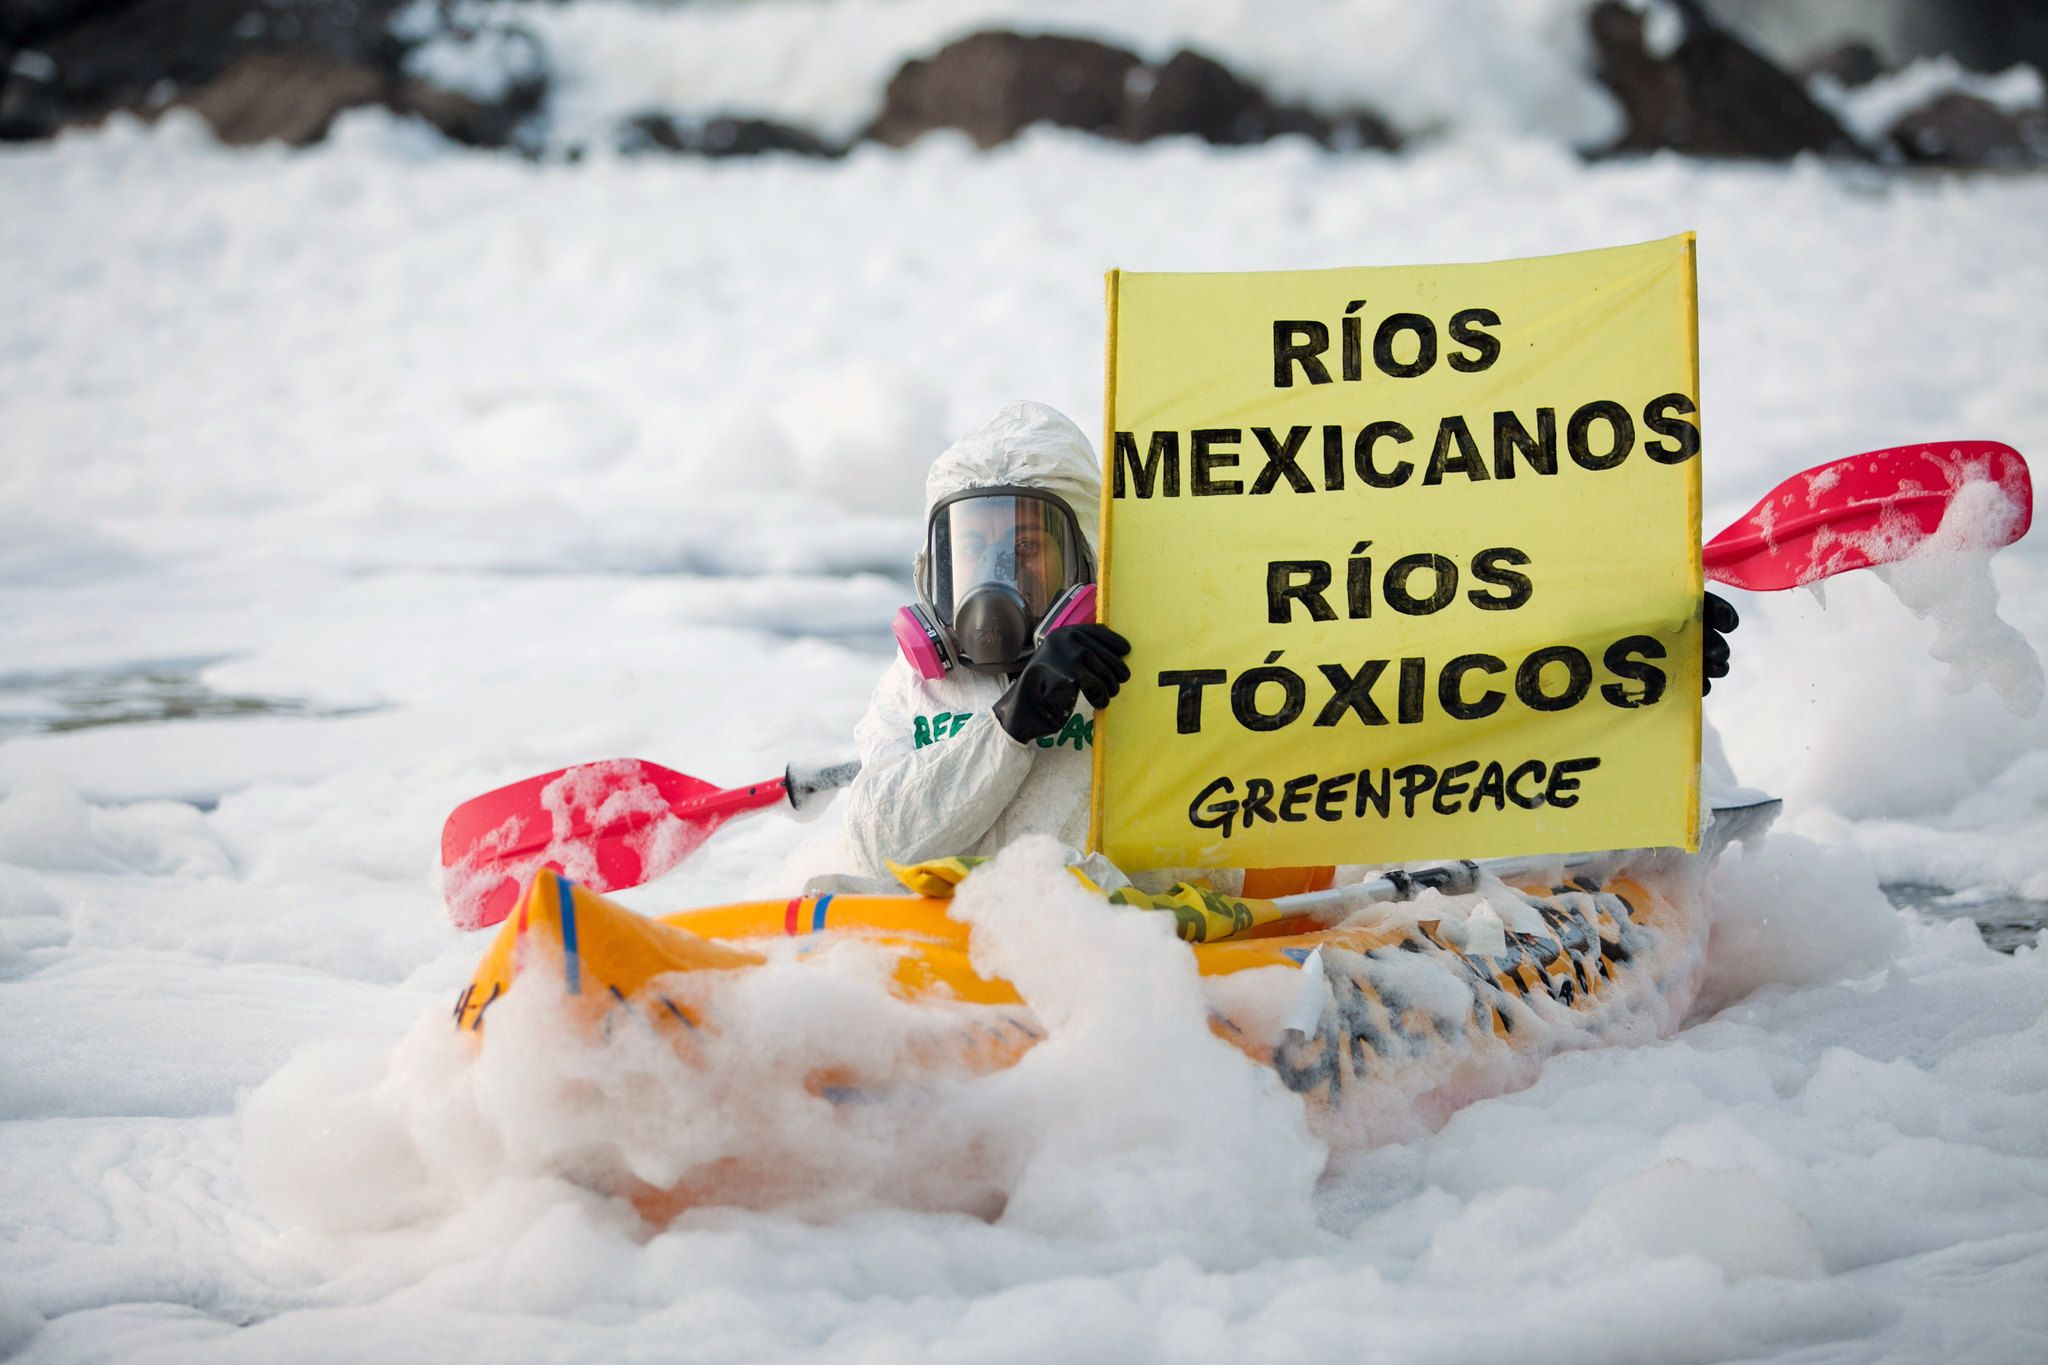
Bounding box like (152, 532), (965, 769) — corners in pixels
(1091, 235), (1702, 871)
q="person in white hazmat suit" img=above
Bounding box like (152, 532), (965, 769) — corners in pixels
(837, 401), (1133, 887)
(830, 400), (1740, 893)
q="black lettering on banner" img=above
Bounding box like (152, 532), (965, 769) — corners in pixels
(1425, 416), (1489, 485)
(1279, 773), (1316, 822)
(1601, 635), (1669, 708)
(1467, 547), (1533, 610)
(1160, 635), (1672, 738)
(1433, 759), (1479, 815)
(1384, 553), (1458, 616)
(1493, 407), (1557, 478)
(1354, 422), (1414, 488)
(1158, 669), (1226, 733)
(1395, 763), (1436, 818)
(1231, 652), (1305, 731)
(1642, 391), (1700, 463)
(1314, 660), (1389, 726)
(1267, 561), (1337, 623)
(1113, 430), (1180, 498)
(1356, 768), (1392, 819)
(1249, 425), (1316, 494)
(1190, 776), (1238, 836)
(1516, 645), (1593, 712)
(1191, 428), (1243, 496)
(1347, 542), (1373, 618)
(1567, 400), (1635, 471)
(1241, 777), (1278, 825)
(1273, 322), (1332, 387)
(1398, 657), (1427, 724)
(1447, 308), (1502, 372)
(1507, 759), (1547, 808)
(1315, 771), (1354, 820)
(1472, 760), (1506, 809)
(1546, 757), (1602, 807)
(1321, 425), (1346, 491)
(1342, 301), (1367, 381)
(1374, 313), (1437, 378)
(1438, 653), (1506, 719)
(1184, 754), (1616, 838)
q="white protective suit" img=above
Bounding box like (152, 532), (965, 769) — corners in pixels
(840, 401), (1103, 882)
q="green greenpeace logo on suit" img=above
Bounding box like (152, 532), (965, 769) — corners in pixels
(914, 711), (1094, 752)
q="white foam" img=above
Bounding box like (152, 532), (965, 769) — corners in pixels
(3, 88), (2047, 1363)
(1871, 478), (2043, 719)
(952, 836), (1327, 1243)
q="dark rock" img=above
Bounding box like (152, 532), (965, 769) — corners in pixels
(0, 0), (560, 151)
(868, 30), (1138, 149)
(1892, 91), (2046, 169)
(868, 29), (1395, 153)
(1119, 48), (1394, 150)
(1122, 48), (1301, 144)
(1589, 0), (1867, 159)
(1802, 40), (1883, 90)
(0, 0), (403, 139)
(393, 74), (539, 150)
(176, 48), (382, 146)
(618, 110), (840, 159)
(0, 0), (135, 47)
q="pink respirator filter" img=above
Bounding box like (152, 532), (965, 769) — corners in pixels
(892, 606), (950, 681)
(1039, 582), (1097, 635)
(892, 584), (1098, 681)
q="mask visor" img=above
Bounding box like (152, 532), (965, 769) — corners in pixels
(929, 493), (1082, 628)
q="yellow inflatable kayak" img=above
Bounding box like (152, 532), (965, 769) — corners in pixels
(454, 800), (1776, 1216)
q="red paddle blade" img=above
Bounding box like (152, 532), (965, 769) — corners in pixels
(440, 759), (724, 931)
(1704, 441), (2031, 591)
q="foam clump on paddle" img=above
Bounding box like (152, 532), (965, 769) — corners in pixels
(1871, 478), (2043, 719)
(441, 761), (712, 930)
(535, 760), (711, 887)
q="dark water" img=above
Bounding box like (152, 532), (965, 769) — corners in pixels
(0, 659), (376, 740)
(1885, 883), (2046, 953)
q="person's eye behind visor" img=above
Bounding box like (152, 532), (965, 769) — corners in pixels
(930, 494), (1082, 625)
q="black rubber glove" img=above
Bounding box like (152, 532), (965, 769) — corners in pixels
(1703, 591), (1738, 695)
(992, 624), (1132, 744)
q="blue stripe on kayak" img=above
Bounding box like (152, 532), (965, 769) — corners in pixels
(558, 876), (581, 995)
(658, 994), (697, 1031)
(812, 894), (834, 933)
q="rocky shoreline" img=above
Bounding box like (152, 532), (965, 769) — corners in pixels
(2, 0), (2042, 168)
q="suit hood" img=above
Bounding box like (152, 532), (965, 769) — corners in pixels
(923, 401), (1102, 556)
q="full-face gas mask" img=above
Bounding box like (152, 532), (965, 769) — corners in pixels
(892, 485), (1097, 678)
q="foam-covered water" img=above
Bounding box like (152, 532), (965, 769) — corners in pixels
(3, 90), (2047, 1362)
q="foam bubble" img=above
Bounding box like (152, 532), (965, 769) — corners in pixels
(1563, 1160), (1825, 1281)
(951, 836), (1327, 1244)
(1698, 832), (1902, 1014)
(1872, 479), (2043, 719)
(0, 770), (228, 877)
